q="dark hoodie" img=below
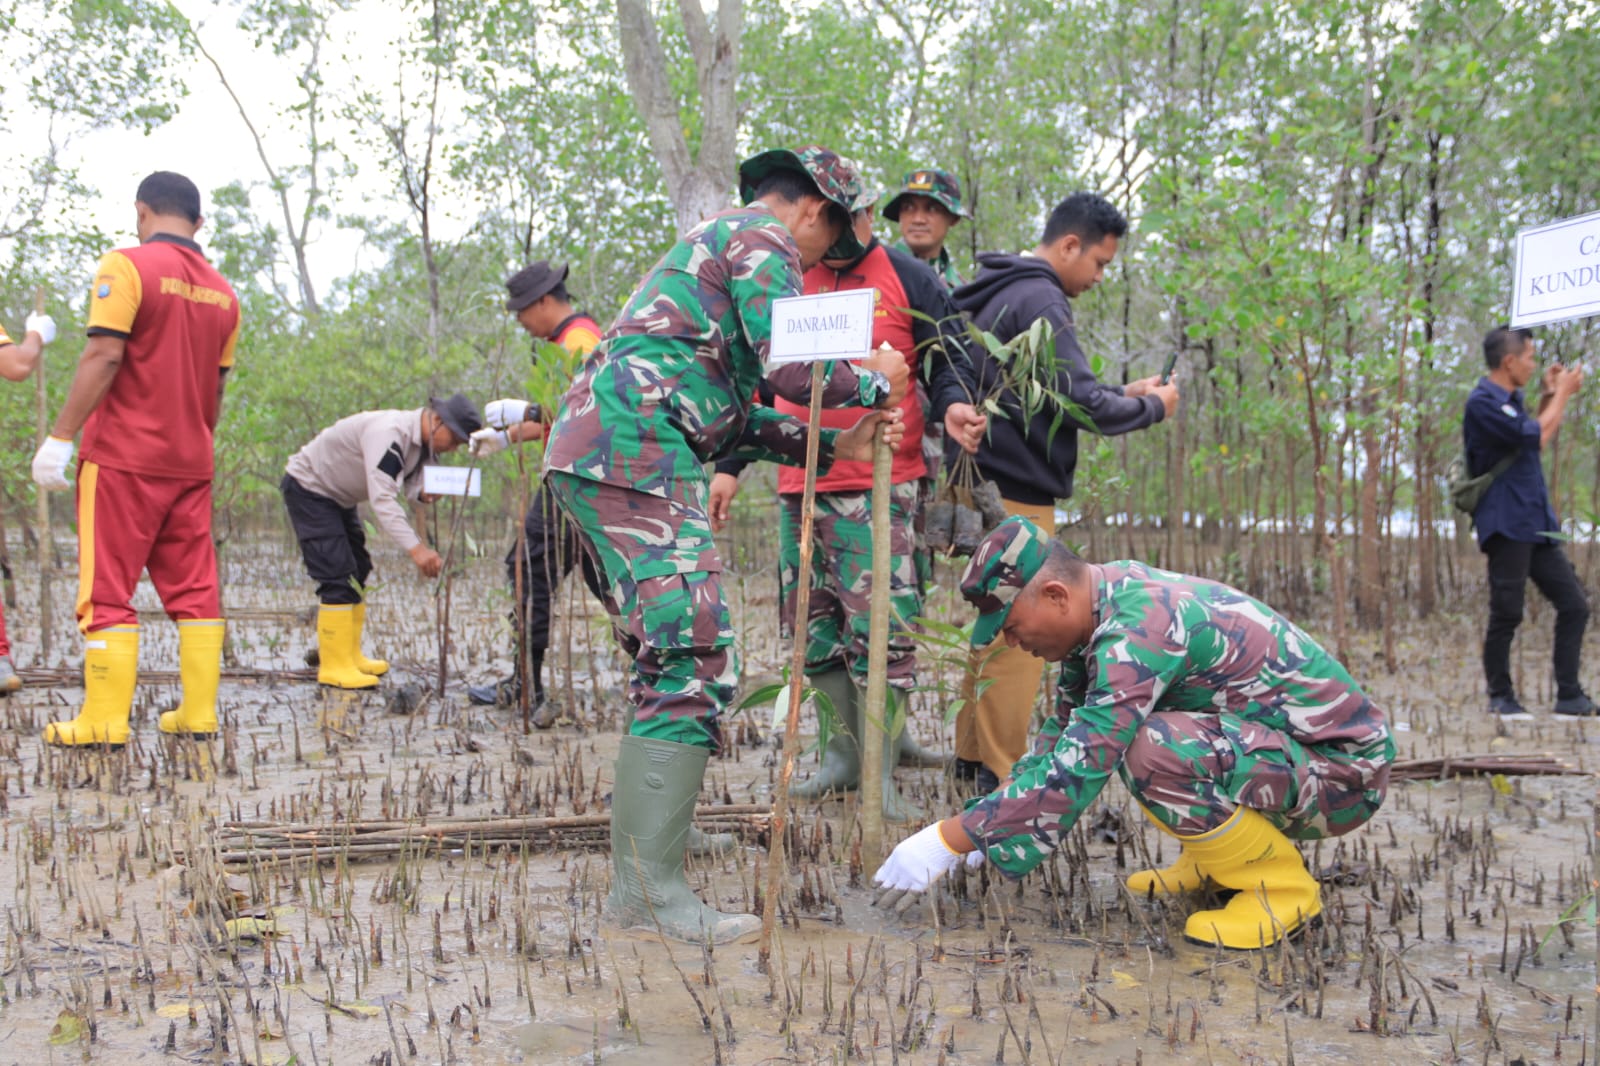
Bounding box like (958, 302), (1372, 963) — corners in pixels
(950, 252), (1163, 506)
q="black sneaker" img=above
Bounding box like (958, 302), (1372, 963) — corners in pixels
(975, 767), (1001, 794)
(1487, 694), (1533, 721)
(1553, 693), (1600, 717)
(953, 757), (983, 781)
(467, 676), (520, 707)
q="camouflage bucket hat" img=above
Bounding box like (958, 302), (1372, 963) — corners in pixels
(883, 168), (968, 222)
(960, 516), (1055, 647)
(738, 145), (867, 260)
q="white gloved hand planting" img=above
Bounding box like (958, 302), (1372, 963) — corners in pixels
(873, 822), (967, 894)
(24, 313), (56, 346)
(483, 399), (531, 430)
(32, 436), (75, 490)
(469, 427), (510, 458)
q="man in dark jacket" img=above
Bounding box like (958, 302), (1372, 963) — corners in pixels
(950, 191), (1179, 792)
(1463, 325), (1593, 718)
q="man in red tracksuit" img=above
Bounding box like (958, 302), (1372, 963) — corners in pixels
(32, 171), (241, 747)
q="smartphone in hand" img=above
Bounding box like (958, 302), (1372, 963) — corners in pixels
(1160, 350), (1179, 385)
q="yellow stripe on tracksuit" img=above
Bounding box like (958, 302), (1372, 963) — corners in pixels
(75, 460), (100, 634)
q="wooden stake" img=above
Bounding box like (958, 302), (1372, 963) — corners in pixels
(32, 287), (52, 663)
(761, 361), (825, 972)
(858, 421), (894, 869)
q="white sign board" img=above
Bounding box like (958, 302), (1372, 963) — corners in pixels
(767, 289), (876, 364)
(421, 465), (481, 497)
(1510, 209), (1600, 328)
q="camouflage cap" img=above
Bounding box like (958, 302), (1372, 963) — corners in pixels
(960, 516), (1055, 647)
(738, 145), (866, 260)
(882, 168), (968, 222)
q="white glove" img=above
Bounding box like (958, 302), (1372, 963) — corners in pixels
(24, 313), (56, 345)
(872, 822), (970, 895)
(483, 399), (531, 430)
(32, 436), (75, 490)
(469, 427), (510, 458)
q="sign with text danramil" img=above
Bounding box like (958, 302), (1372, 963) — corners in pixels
(1510, 209), (1600, 328)
(767, 289), (876, 363)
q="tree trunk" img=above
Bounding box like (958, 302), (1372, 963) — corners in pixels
(616, 0), (742, 234)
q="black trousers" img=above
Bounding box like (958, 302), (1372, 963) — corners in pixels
(1483, 535), (1591, 700)
(282, 474), (372, 605)
(505, 484), (604, 655)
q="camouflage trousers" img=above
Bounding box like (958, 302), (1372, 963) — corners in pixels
(779, 481), (921, 686)
(1110, 711), (1389, 839)
(545, 472), (735, 752)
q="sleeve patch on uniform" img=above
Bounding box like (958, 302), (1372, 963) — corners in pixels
(377, 443), (404, 480)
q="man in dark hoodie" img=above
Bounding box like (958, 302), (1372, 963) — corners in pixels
(950, 191), (1179, 792)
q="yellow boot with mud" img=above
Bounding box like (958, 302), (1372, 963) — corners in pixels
(1177, 808), (1322, 949)
(43, 626), (139, 748)
(1125, 803), (1210, 897)
(317, 605), (379, 690)
(352, 602), (388, 676)
(160, 619), (224, 737)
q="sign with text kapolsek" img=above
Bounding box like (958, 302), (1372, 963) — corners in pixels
(1510, 209), (1600, 328)
(767, 290), (876, 364)
(422, 465), (481, 497)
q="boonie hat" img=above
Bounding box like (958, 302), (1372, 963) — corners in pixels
(883, 168), (968, 222)
(738, 145), (867, 261)
(960, 516), (1055, 647)
(429, 393), (484, 443)
(505, 261), (569, 312)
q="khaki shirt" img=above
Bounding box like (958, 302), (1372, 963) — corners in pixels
(285, 408), (431, 552)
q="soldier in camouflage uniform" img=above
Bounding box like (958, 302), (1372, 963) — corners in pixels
(885, 169), (968, 618)
(884, 168), (968, 290)
(542, 145), (909, 945)
(872, 517), (1394, 950)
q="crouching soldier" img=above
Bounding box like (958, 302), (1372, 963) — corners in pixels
(282, 394), (481, 688)
(873, 517), (1394, 949)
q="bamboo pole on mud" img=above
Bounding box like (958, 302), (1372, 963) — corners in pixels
(32, 288), (52, 662)
(760, 361), (825, 972)
(857, 422), (894, 869)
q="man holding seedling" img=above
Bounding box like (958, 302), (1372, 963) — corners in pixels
(281, 394), (481, 689)
(465, 261), (606, 724)
(951, 191), (1179, 795)
(710, 194), (986, 819)
(33, 171), (240, 747)
(542, 145), (911, 944)
(875, 517), (1394, 950)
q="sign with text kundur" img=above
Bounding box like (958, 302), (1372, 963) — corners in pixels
(767, 290), (875, 363)
(1510, 209), (1600, 328)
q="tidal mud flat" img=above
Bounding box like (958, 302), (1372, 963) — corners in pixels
(0, 532), (1593, 1065)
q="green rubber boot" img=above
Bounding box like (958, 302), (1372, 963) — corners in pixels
(874, 687), (925, 825)
(896, 724), (949, 769)
(607, 736), (760, 944)
(790, 667), (860, 800)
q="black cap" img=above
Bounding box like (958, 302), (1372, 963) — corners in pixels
(428, 393), (483, 442)
(505, 261), (569, 312)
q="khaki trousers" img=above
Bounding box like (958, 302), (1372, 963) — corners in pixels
(953, 498), (1057, 777)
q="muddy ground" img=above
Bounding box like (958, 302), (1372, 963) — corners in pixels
(0, 521), (1594, 1066)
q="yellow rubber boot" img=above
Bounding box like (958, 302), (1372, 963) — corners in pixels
(1178, 808), (1323, 949)
(43, 626), (139, 748)
(317, 605), (379, 690)
(160, 619), (224, 737)
(352, 602), (388, 676)
(1126, 803), (1209, 896)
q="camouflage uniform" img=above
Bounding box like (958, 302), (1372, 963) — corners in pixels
(780, 481), (922, 685)
(958, 519), (1394, 881)
(543, 148), (880, 751)
(883, 168), (969, 587)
